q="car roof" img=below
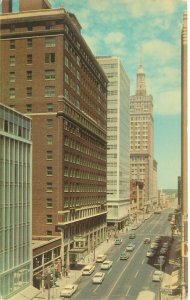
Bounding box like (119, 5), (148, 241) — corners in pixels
(64, 284), (74, 288)
(95, 272), (103, 276)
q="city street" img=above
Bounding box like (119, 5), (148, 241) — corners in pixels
(68, 210), (173, 300)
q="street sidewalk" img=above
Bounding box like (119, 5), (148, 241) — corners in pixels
(160, 235), (182, 300)
(34, 236), (116, 299)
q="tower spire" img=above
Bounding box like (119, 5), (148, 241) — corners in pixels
(136, 48), (146, 96)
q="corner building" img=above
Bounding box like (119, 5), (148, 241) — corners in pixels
(130, 65), (158, 211)
(97, 56), (131, 230)
(0, 0), (108, 268)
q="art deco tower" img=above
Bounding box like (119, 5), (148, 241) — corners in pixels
(130, 64), (158, 211)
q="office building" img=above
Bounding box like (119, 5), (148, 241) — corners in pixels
(130, 64), (158, 211)
(0, 0), (108, 271)
(0, 104), (37, 299)
(97, 56), (131, 229)
(181, 10), (188, 298)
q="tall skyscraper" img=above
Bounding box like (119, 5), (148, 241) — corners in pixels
(181, 10), (188, 299)
(0, 0), (108, 269)
(0, 104), (36, 299)
(130, 64), (158, 212)
(97, 56), (131, 230)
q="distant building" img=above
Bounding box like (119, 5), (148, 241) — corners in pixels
(0, 103), (38, 299)
(0, 0), (108, 274)
(130, 64), (158, 212)
(130, 179), (144, 214)
(178, 176), (181, 207)
(97, 56), (131, 229)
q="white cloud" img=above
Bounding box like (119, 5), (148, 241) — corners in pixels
(88, 0), (110, 11)
(154, 90), (181, 115)
(142, 39), (177, 64)
(105, 32), (126, 44)
(119, 0), (176, 17)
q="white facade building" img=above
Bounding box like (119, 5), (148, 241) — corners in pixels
(97, 56), (131, 229)
(0, 104), (37, 299)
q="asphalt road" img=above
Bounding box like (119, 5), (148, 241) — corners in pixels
(71, 209), (172, 300)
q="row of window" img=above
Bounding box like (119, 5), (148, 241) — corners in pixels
(9, 86), (56, 99)
(64, 195), (105, 208)
(9, 69), (56, 82)
(64, 152), (106, 171)
(64, 182), (106, 193)
(64, 166), (106, 182)
(9, 103), (54, 113)
(9, 37), (56, 50)
(64, 135), (106, 161)
(9, 53), (56, 66)
(9, 21), (57, 33)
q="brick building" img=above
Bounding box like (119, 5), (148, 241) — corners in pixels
(0, 0), (108, 270)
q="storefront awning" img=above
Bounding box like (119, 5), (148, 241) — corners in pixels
(69, 247), (87, 254)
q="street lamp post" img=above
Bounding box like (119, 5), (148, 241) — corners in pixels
(93, 238), (96, 261)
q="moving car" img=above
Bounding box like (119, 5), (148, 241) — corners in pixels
(129, 233), (136, 239)
(60, 284), (78, 297)
(152, 270), (163, 282)
(120, 252), (130, 260)
(96, 254), (107, 263)
(82, 264), (95, 275)
(114, 238), (122, 245)
(126, 243), (135, 252)
(146, 249), (156, 257)
(92, 272), (105, 284)
(100, 260), (113, 270)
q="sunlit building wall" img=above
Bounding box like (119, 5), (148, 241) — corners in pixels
(97, 56), (131, 229)
(0, 103), (32, 299)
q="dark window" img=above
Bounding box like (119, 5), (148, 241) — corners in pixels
(27, 24), (33, 31)
(10, 40), (15, 49)
(27, 71), (32, 80)
(26, 87), (32, 97)
(27, 54), (32, 64)
(27, 39), (32, 48)
(45, 53), (55, 63)
(47, 103), (53, 112)
(26, 104), (32, 112)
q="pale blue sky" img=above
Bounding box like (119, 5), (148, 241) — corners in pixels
(4, 0), (187, 189)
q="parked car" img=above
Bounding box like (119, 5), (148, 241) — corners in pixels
(92, 272), (105, 284)
(150, 242), (159, 250)
(100, 260), (113, 270)
(82, 264), (95, 275)
(96, 254), (107, 263)
(146, 249), (156, 257)
(155, 236), (161, 243)
(129, 233), (136, 239)
(152, 270), (163, 282)
(126, 243), (135, 252)
(114, 238), (122, 245)
(154, 255), (166, 268)
(120, 252), (130, 260)
(144, 237), (151, 244)
(60, 284), (78, 297)
(159, 247), (168, 256)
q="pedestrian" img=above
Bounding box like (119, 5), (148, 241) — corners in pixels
(106, 237), (108, 243)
